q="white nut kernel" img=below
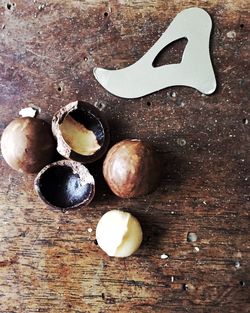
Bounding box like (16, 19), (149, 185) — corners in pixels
(96, 210), (143, 257)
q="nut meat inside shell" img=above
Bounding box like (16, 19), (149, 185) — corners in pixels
(52, 101), (110, 163)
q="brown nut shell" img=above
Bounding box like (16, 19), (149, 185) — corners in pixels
(1, 117), (56, 174)
(34, 160), (95, 210)
(52, 101), (110, 163)
(103, 139), (160, 198)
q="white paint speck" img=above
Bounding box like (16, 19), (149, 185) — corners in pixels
(38, 4), (45, 10)
(226, 31), (236, 38)
(187, 232), (198, 242)
(161, 254), (169, 259)
(194, 246), (200, 252)
(88, 228), (93, 233)
(171, 276), (174, 282)
(19, 107), (38, 118)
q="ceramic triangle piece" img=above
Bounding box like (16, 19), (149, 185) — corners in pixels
(93, 7), (217, 99)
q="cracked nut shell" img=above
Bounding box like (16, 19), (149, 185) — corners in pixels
(34, 160), (95, 210)
(52, 101), (110, 163)
(1, 117), (56, 173)
(103, 139), (160, 198)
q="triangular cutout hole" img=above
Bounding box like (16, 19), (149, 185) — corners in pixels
(152, 37), (188, 67)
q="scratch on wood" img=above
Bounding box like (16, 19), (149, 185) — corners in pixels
(0, 256), (18, 267)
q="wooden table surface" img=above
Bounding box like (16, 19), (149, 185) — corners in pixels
(0, 1), (249, 312)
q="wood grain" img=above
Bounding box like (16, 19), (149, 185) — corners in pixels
(0, 0), (249, 312)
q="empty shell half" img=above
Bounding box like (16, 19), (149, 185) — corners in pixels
(34, 160), (95, 210)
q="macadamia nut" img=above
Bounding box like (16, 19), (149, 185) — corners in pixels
(96, 210), (143, 257)
(1, 117), (56, 173)
(103, 139), (160, 198)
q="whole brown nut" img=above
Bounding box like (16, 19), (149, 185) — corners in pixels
(103, 139), (160, 198)
(1, 117), (56, 174)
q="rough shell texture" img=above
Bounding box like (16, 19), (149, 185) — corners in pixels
(1, 117), (56, 173)
(34, 160), (95, 210)
(52, 101), (110, 163)
(103, 139), (160, 198)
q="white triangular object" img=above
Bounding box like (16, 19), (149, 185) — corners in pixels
(93, 7), (216, 98)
